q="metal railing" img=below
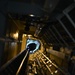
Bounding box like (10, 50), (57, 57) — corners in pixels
(35, 51), (70, 75)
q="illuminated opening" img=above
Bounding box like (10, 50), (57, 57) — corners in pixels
(26, 39), (40, 54)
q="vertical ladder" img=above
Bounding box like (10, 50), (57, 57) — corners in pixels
(35, 51), (70, 75)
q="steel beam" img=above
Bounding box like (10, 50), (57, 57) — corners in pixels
(48, 29), (58, 43)
(52, 25), (69, 46)
(49, 27), (63, 46)
(57, 19), (75, 43)
(63, 3), (75, 13)
(7, 1), (44, 16)
(46, 29), (57, 44)
(47, 49), (65, 59)
(63, 11), (75, 28)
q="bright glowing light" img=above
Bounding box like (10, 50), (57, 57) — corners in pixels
(30, 14), (34, 17)
(28, 35), (32, 38)
(55, 70), (58, 73)
(28, 35), (32, 37)
(13, 32), (18, 39)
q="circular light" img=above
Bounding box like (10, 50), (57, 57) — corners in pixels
(26, 39), (40, 53)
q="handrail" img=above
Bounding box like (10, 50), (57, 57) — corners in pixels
(0, 49), (27, 71)
(16, 50), (29, 75)
(0, 49), (29, 75)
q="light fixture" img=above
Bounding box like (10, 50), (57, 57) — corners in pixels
(30, 14), (34, 17)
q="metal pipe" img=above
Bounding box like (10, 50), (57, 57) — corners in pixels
(40, 58), (53, 75)
(36, 58), (45, 75)
(16, 50), (29, 75)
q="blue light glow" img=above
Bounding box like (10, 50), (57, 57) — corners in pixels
(26, 39), (40, 53)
